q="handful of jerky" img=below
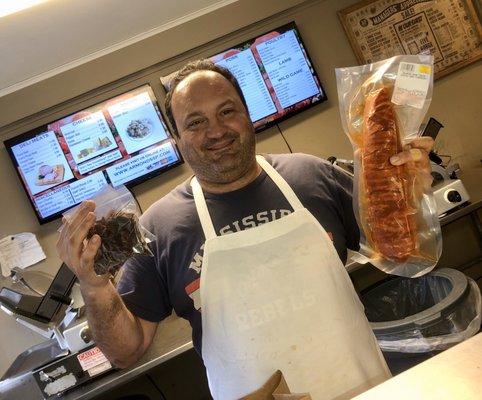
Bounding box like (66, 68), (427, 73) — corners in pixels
(87, 210), (152, 275)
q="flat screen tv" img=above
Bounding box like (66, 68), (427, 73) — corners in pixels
(161, 22), (327, 132)
(4, 85), (182, 224)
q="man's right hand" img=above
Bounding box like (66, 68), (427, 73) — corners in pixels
(56, 200), (158, 368)
(56, 200), (108, 289)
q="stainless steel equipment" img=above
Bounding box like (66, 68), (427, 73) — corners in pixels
(431, 162), (470, 216)
(0, 264), (112, 398)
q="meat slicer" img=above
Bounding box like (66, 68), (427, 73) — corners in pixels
(421, 117), (470, 216)
(431, 161), (470, 216)
(0, 264), (113, 397)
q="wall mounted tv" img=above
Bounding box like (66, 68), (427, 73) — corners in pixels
(4, 85), (182, 224)
(161, 22), (327, 132)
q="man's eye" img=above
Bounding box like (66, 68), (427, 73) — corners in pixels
(221, 108), (234, 116)
(187, 119), (203, 128)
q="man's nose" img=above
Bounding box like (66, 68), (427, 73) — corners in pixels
(206, 116), (226, 138)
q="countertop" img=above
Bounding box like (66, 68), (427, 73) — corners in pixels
(0, 314), (193, 400)
(1, 200), (480, 399)
(353, 332), (482, 400)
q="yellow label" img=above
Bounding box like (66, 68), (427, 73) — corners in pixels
(418, 65), (431, 74)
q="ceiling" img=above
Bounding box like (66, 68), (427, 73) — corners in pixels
(0, 0), (236, 97)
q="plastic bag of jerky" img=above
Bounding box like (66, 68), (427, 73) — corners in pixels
(61, 185), (154, 276)
(335, 55), (441, 277)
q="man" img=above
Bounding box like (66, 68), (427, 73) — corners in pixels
(57, 59), (434, 399)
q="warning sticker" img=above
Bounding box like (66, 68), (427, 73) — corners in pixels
(77, 347), (110, 371)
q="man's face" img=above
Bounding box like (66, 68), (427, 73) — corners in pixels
(171, 71), (256, 186)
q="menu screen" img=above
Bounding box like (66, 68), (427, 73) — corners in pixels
(161, 22), (326, 131)
(4, 85), (181, 224)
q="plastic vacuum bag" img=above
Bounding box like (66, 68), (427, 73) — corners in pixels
(336, 55), (442, 277)
(60, 185), (154, 276)
(361, 271), (482, 353)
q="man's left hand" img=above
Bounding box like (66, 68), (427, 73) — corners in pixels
(389, 136), (435, 190)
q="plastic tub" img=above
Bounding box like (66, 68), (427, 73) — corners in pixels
(361, 268), (481, 373)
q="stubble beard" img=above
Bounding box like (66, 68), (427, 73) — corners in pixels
(183, 129), (256, 185)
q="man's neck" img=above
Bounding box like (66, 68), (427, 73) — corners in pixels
(196, 161), (262, 194)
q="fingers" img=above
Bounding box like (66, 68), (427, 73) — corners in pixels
(80, 234), (101, 270)
(74, 211), (97, 253)
(70, 201), (95, 228)
(403, 136), (435, 153)
(56, 201), (97, 272)
(59, 201), (95, 243)
(390, 148), (426, 166)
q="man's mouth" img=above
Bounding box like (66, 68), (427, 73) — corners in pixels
(206, 138), (236, 152)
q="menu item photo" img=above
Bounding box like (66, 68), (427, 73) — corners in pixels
(10, 131), (74, 196)
(126, 118), (153, 140)
(36, 164), (65, 186)
(107, 91), (168, 155)
(77, 136), (113, 160)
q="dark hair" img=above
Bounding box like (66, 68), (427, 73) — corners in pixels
(164, 59), (249, 137)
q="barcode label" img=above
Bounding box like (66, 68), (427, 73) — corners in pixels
(401, 63), (415, 73)
(392, 62), (432, 108)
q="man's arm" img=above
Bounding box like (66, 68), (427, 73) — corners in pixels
(56, 200), (157, 368)
(80, 280), (158, 368)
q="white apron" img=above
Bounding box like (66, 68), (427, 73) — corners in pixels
(192, 155), (390, 400)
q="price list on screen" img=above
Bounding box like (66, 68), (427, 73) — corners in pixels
(215, 49), (277, 122)
(34, 171), (108, 218)
(256, 30), (320, 109)
(60, 111), (117, 164)
(35, 186), (75, 218)
(11, 131), (73, 196)
(69, 171), (108, 203)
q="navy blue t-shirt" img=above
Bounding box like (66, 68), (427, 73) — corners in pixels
(117, 153), (359, 354)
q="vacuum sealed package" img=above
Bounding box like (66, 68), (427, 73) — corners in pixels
(335, 55), (442, 277)
(61, 185), (154, 276)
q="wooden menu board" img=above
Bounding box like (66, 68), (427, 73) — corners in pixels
(338, 0), (482, 78)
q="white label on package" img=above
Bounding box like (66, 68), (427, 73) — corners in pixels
(392, 62), (431, 109)
(77, 347), (111, 371)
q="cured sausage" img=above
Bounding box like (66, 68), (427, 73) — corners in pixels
(361, 86), (417, 261)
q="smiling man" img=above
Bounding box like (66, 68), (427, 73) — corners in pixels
(57, 59), (435, 400)
(166, 64), (260, 192)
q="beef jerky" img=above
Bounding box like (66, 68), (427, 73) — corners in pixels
(87, 210), (150, 275)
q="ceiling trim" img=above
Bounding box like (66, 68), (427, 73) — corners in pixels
(0, 0), (308, 130)
(0, 0), (238, 98)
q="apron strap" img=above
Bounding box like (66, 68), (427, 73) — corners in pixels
(191, 177), (217, 240)
(255, 155), (304, 211)
(191, 155), (305, 239)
